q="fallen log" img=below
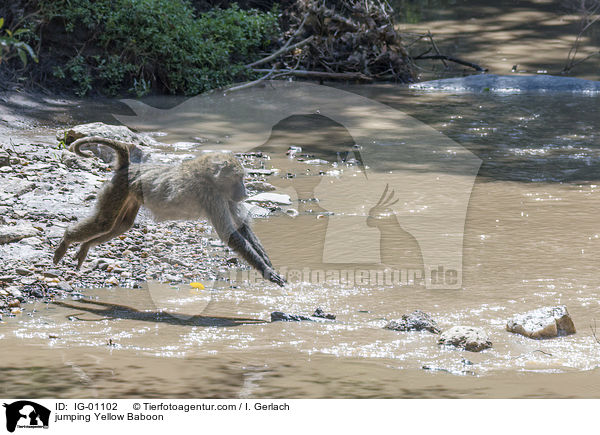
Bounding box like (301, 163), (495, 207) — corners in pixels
(251, 68), (373, 81)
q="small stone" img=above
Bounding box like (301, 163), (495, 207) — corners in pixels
(506, 305), (576, 339)
(242, 203), (271, 218)
(7, 287), (23, 299)
(120, 271), (132, 278)
(0, 153), (10, 167)
(246, 168), (276, 176)
(164, 274), (182, 282)
(105, 276), (119, 286)
(57, 282), (73, 292)
(42, 269), (62, 278)
(438, 326), (492, 352)
(31, 289), (45, 298)
(8, 299), (20, 308)
(0, 275), (15, 283)
(11, 307), (22, 315)
(312, 307), (336, 320)
(15, 268), (33, 276)
(286, 146), (302, 158)
(385, 310), (441, 334)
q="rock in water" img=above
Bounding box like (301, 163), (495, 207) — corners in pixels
(270, 308), (336, 322)
(246, 193), (292, 205)
(384, 310), (440, 334)
(271, 311), (313, 322)
(506, 306), (576, 339)
(312, 308), (336, 320)
(438, 326), (492, 352)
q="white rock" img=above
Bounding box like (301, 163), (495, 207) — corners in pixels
(105, 276), (119, 286)
(21, 237), (43, 246)
(242, 203), (271, 218)
(506, 305), (576, 339)
(0, 224), (39, 244)
(286, 146), (302, 158)
(438, 326), (492, 352)
(246, 193), (292, 205)
(302, 159), (329, 165)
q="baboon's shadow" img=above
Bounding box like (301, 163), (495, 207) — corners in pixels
(53, 299), (266, 327)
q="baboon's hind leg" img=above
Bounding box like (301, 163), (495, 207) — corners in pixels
(75, 201), (140, 269)
(53, 178), (131, 265)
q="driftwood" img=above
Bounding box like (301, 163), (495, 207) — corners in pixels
(247, 35), (314, 68)
(414, 54), (487, 72)
(252, 68), (373, 81)
(245, 0), (414, 83)
(243, 1), (486, 85)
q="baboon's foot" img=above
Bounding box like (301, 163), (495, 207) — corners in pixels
(75, 245), (90, 270)
(53, 240), (68, 265)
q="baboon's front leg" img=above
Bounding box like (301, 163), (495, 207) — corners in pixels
(227, 230), (286, 287)
(212, 203), (285, 286)
(238, 224), (273, 268)
(75, 201), (141, 269)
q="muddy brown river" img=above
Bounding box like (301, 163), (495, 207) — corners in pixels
(2, 82), (600, 398)
(3, 0), (600, 398)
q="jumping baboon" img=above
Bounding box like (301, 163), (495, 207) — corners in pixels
(53, 136), (285, 286)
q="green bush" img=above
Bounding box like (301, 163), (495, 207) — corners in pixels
(38, 0), (279, 96)
(0, 17), (38, 67)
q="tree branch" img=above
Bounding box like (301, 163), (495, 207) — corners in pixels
(251, 68), (373, 81)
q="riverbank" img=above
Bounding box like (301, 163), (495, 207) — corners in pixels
(0, 92), (287, 317)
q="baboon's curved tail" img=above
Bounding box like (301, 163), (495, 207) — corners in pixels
(69, 136), (131, 169)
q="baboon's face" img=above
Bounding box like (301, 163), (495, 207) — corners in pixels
(227, 172), (248, 202)
(213, 158), (247, 202)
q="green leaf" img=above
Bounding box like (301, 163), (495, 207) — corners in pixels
(18, 49), (27, 67)
(0, 18), (4, 30)
(21, 43), (38, 63)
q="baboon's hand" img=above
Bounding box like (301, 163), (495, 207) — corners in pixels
(266, 268), (286, 287)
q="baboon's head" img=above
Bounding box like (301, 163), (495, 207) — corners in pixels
(209, 153), (248, 202)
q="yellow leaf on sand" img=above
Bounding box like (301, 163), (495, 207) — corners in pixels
(190, 282), (205, 290)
